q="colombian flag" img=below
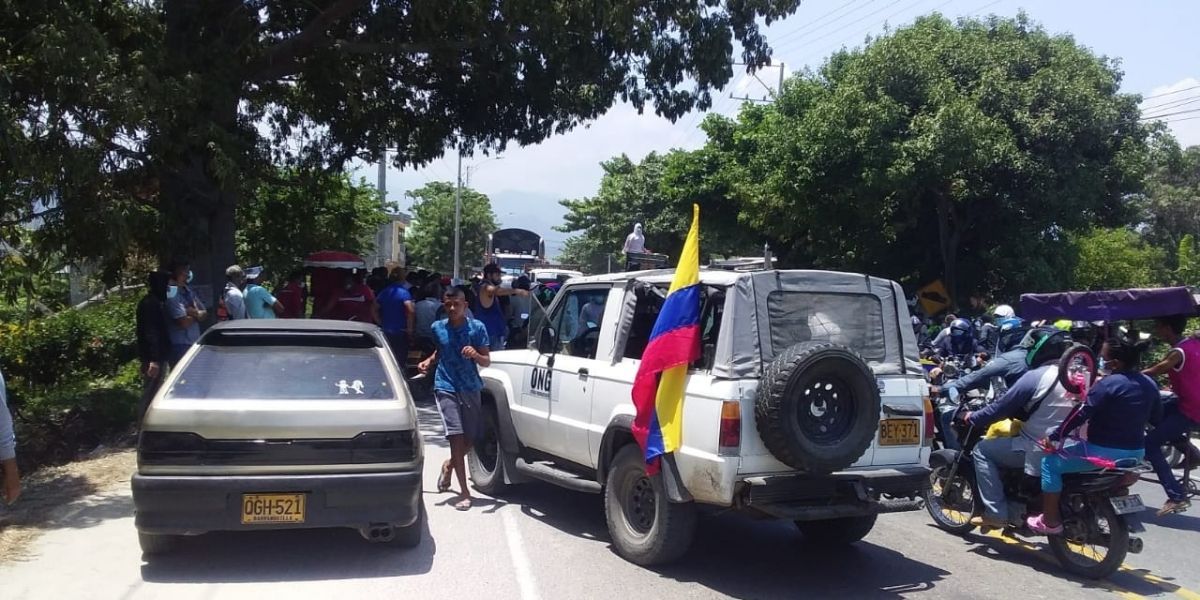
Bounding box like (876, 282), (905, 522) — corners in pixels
(632, 204), (702, 474)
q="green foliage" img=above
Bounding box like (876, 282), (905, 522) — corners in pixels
(2, 0), (801, 288)
(237, 169), (389, 281)
(0, 228), (70, 321)
(558, 151), (759, 273)
(1139, 139), (1200, 270)
(1177, 234), (1200, 286)
(1069, 228), (1165, 290)
(404, 182), (498, 276)
(692, 13), (1152, 302)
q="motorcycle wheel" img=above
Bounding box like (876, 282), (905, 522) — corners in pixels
(924, 462), (979, 535)
(1048, 498), (1128, 580)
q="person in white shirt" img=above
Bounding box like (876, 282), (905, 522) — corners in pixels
(1, 367), (20, 505)
(623, 223), (647, 270)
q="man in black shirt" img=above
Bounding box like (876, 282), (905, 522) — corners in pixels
(136, 271), (173, 423)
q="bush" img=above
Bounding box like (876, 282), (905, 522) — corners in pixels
(0, 291), (142, 473)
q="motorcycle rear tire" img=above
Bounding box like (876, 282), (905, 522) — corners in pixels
(1048, 499), (1128, 580)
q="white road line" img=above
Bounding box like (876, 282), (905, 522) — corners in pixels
(501, 507), (541, 600)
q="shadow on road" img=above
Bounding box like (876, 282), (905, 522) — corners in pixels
(1140, 508), (1200, 532)
(140, 511), (436, 583)
(483, 481), (951, 598)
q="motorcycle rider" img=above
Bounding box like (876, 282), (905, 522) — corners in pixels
(936, 317), (982, 360)
(1143, 314), (1200, 516)
(931, 321), (1032, 450)
(958, 328), (1076, 529)
(1027, 335), (1159, 534)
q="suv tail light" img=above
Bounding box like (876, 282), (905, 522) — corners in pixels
(923, 396), (936, 447)
(719, 400), (741, 456)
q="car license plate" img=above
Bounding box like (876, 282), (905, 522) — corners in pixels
(1110, 494), (1145, 516)
(879, 418), (920, 446)
(241, 493), (306, 524)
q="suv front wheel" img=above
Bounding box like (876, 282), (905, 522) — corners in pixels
(604, 445), (697, 566)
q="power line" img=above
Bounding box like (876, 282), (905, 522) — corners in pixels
(1139, 107), (1200, 121)
(1140, 93), (1200, 114)
(775, 0), (907, 56)
(799, 0), (956, 65)
(771, 0), (877, 48)
(1142, 96), (1200, 119)
(1161, 115), (1200, 125)
(1142, 84), (1200, 101)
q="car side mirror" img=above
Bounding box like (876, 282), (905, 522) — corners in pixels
(538, 327), (558, 355)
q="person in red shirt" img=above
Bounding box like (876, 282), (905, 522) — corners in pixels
(322, 271), (380, 323)
(276, 270), (307, 318)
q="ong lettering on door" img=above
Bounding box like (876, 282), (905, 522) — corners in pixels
(529, 367), (552, 397)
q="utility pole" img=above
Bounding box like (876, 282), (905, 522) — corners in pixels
(453, 150), (463, 284)
(376, 149), (386, 205)
(730, 62), (785, 104)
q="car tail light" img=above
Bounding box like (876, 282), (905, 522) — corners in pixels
(923, 396), (936, 447)
(719, 401), (741, 456)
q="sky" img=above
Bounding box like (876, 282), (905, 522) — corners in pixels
(355, 0), (1200, 259)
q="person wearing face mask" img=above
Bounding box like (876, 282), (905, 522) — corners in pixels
(623, 223), (647, 270)
(473, 264), (529, 351)
(165, 259), (208, 367)
(136, 271), (174, 423)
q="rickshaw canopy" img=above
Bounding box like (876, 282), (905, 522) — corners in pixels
(1019, 287), (1200, 322)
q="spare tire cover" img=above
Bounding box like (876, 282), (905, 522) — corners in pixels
(755, 342), (881, 473)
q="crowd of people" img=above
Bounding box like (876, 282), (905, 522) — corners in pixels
(925, 299), (1200, 528)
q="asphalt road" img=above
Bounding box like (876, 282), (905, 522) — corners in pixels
(3, 400), (1200, 600)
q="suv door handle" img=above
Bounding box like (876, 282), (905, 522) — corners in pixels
(578, 368), (590, 377)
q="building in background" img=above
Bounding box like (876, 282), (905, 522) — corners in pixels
(368, 211), (411, 269)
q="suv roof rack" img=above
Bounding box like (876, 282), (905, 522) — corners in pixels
(706, 256), (778, 272)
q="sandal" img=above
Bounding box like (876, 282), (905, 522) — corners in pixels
(436, 462), (452, 493)
(1026, 514), (1063, 536)
(455, 496), (473, 511)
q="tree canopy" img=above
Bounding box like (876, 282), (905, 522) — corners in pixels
(236, 169), (388, 281)
(559, 13), (1160, 304)
(1070, 227), (1165, 291)
(404, 182), (498, 276)
(2, 0), (802, 305)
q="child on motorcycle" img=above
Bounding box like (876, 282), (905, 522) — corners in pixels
(1027, 336), (1161, 535)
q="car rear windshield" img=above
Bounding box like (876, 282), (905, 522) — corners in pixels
(166, 346), (395, 400)
(766, 291), (886, 362)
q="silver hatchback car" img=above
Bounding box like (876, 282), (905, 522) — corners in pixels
(132, 320), (424, 555)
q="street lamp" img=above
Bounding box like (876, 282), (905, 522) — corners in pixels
(452, 153), (502, 283)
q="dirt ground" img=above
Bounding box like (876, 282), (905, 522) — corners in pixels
(0, 448), (136, 562)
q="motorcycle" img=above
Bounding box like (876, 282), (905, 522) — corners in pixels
(924, 345), (1147, 580)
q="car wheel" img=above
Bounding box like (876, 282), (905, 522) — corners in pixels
(755, 342), (880, 473)
(795, 514), (878, 545)
(138, 532), (180, 556)
(469, 407), (509, 496)
(389, 499), (425, 549)
(604, 445), (696, 566)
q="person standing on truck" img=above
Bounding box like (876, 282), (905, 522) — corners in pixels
(474, 263), (529, 351)
(623, 223), (646, 270)
(418, 286), (491, 511)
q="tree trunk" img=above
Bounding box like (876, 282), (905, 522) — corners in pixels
(935, 192), (960, 309)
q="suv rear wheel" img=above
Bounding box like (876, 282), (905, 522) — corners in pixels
(795, 514), (877, 545)
(604, 445), (696, 566)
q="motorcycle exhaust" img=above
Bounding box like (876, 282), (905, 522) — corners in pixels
(1128, 536), (1144, 554)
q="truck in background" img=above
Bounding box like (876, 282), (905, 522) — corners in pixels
(485, 228), (546, 275)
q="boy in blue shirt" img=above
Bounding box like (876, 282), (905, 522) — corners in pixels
(418, 286), (490, 511)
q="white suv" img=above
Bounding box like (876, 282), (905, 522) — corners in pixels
(471, 268), (932, 565)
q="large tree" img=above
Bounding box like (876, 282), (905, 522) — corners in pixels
(1, 0), (801, 306)
(558, 150), (759, 273)
(405, 182), (497, 275)
(237, 169), (388, 281)
(1137, 138), (1200, 270)
(700, 13), (1153, 302)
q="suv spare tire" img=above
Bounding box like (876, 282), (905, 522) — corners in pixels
(755, 342), (881, 473)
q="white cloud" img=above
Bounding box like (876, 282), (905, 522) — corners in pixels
(1140, 77), (1200, 147)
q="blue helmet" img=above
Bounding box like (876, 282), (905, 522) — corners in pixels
(997, 317), (1028, 352)
(949, 318), (973, 337)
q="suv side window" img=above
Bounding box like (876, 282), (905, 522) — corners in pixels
(547, 288), (609, 359)
(623, 285), (723, 371)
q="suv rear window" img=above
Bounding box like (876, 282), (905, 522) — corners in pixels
(167, 346), (395, 400)
(766, 292), (886, 362)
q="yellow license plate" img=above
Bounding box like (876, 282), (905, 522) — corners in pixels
(879, 418), (920, 446)
(241, 493), (306, 525)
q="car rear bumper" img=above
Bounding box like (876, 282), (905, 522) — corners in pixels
(132, 467), (423, 535)
(738, 465), (931, 521)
